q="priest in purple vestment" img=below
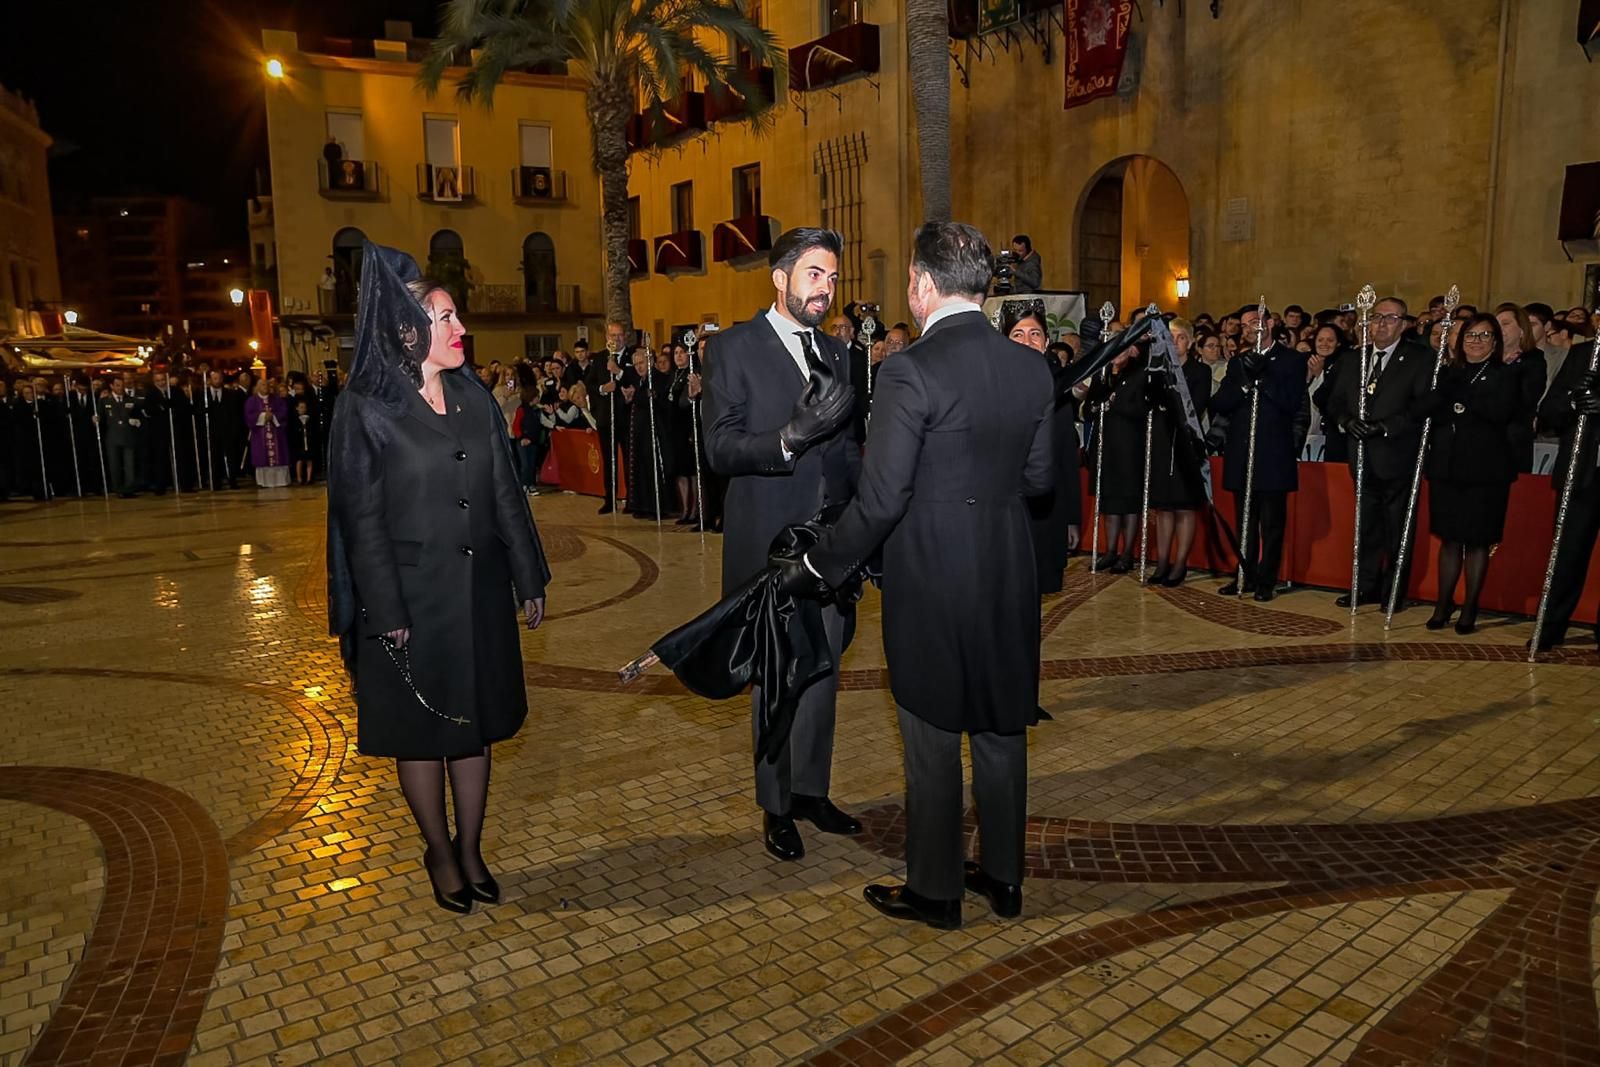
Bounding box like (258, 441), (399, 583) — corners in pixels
(244, 378), (290, 488)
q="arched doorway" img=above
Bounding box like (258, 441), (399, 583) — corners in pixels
(1075, 156), (1190, 321)
(331, 227), (366, 314)
(427, 229), (469, 310)
(522, 233), (557, 312)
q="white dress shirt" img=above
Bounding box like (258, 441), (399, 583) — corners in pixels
(763, 305), (815, 382)
(921, 300), (983, 333)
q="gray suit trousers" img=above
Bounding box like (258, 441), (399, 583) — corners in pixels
(896, 705), (1028, 901)
(752, 602), (845, 814)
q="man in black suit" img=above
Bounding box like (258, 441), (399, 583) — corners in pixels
(103, 374), (146, 497)
(199, 370), (236, 489)
(782, 222), (1055, 930)
(703, 227), (860, 864)
(588, 323), (633, 514)
(1532, 338), (1600, 651)
(1326, 296), (1434, 607)
(1211, 306), (1308, 602)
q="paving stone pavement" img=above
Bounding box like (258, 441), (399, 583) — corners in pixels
(1, 489), (1598, 1066)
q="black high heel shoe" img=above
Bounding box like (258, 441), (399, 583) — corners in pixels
(452, 838), (501, 905)
(675, 512), (700, 527)
(1143, 565), (1169, 586)
(1454, 608), (1478, 636)
(1425, 605), (1455, 631)
(1110, 553), (1133, 575)
(1161, 567), (1188, 588)
(423, 846), (474, 914)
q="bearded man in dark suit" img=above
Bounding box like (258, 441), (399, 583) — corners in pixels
(703, 227), (861, 864)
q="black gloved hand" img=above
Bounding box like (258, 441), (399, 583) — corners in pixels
(1241, 351), (1269, 381)
(1346, 417), (1382, 440)
(773, 555), (832, 602)
(780, 375), (856, 456)
(1575, 370), (1598, 395)
(1574, 390), (1600, 416)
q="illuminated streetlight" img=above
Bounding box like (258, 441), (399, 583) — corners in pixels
(229, 288), (246, 307)
(248, 339), (260, 352)
(63, 309), (80, 326)
(265, 58), (285, 79)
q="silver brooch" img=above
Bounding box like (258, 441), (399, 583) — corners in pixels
(398, 323), (419, 349)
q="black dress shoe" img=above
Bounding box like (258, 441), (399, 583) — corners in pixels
(597, 504), (614, 515)
(1218, 579), (1254, 596)
(1335, 592), (1382, 608)
(1253, 587), (1276, 603)
(453, 839), (501, 904)
(790, 794), (862, 836)
(963, 862), (1022, 919)
(422, 846), (474, 915)
(863, 884), (961, 930)
(763, 813), (804, 861)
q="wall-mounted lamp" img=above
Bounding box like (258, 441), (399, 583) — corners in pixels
(229, 288), (246, 307)
(64, 309), (80, 326)
(1175, 275), (1192, 300)
(265, 58), (285, 79)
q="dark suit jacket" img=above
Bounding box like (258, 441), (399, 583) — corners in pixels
(1210, 344), (1307, 494)
(1423, 359), (1518, 485)
(808, 309), (1054, 735)
(1325, 338), (1435, 481)
(1537, 340), (1600, 493)
(703, 310), (860, 593)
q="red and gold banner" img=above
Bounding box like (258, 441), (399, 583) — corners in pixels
(1064, 0), (1133, 110)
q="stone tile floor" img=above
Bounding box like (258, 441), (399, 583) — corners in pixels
(1, 489), (1597, 1066)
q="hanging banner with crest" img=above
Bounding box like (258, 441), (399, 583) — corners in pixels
(1065, 0), (1134, 109)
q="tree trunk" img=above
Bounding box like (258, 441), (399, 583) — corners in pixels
(587, 82), (635, 331)
(905, 0), (952, 224)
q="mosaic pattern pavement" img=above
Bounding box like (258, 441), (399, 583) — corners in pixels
(1, 489), (1597, 1066)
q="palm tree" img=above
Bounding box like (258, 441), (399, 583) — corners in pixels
(904, 0), (951, 223)
(420, 0), (780, 333)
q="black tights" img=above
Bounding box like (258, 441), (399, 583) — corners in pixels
(1433, 542), (1490, 621)
(397, 749), (492, 892)
(1154, 509), (1196, 575)
(1099, 514), (1138, 559)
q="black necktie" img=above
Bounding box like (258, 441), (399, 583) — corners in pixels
(1368, 350), (1388, 387)
(795, 330), (828, 380)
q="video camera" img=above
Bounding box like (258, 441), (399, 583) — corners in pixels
(991, 250), (1019, 296)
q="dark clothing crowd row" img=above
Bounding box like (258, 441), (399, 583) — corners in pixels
(0, 369), (339, 500)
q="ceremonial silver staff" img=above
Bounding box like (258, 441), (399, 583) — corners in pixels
(1349, 285), (1378, 616)
(645, 339), (664, 527)
(163, 384), (181, 499)
(606, 340), (620, 516)
(1236, 296), (1267, 599)
(860, 313), (879, 433)
(201, 386), (216, 491)
(189, 388), (202, 493)
(66, 391), (83, 497)
(685, 331), (706, 540)
(1138, 303), (1159, 583)
(91, 390), (109, 500)
(1386, 285), (1459, 629)
(1090, 301), (1114, 573)
(1529, 324), (1600, 661)
(31, 396), (51, 501)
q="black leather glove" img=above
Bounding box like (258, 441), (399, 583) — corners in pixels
(1346, 417), (1382, 440)
(1574, 390), (1600, 416)
(779, 376), (856, 456)
(773, 555), (831, 602)
(1576, 370), (1598, 394)
(1241, 351), (1269, 381)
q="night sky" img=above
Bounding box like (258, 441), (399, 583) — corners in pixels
(5, 0), (440, 249)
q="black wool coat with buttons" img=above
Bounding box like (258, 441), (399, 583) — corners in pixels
(808, 310), (1055, 735)
(328, 369), (549, 759)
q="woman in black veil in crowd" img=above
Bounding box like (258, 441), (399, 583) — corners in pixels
(326, 242), (550, 914)
(1000, 300), (1082, 594)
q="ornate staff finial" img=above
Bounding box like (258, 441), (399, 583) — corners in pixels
(989, 306), (1003, 330)
(1145, 302), (1160, 318)
(1254, 295), (1268, 353)
(1443, 284), (1460, 313)
(1099, 301), (1115, 326)
(1356, 285), (1377, 313)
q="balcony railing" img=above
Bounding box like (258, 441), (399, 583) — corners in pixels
(712, 215), (777, 263)
(705, 67), (778, 123)
(789, 22), (881, 91)
(473, 282), (586, 316)
(415, 163), (477, 203)
(318, 158), (382, 200)
(511, 167), (569, 203)
(653, 230), (704, 274)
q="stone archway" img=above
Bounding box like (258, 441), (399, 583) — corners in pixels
(1075, 155), (1191, 321)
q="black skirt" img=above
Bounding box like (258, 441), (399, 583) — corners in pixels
(1428, 478), (1510, 546)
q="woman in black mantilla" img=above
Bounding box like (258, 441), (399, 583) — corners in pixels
(1000, 300), (1082, 595)
(1084, 344), (1145, 573)
(1144, 317), (1211, 586)
(326, 243), (550, 914)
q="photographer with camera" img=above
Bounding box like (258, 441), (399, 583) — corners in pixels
(1007, 235), (1043, 294)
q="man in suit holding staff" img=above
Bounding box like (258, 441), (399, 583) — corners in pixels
(703, 227), (861, 864)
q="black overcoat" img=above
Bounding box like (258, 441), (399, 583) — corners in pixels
(1211, 344), (1307, 494)
(703, 311), (860, 594)
(1027, 352), (1083, 594)
(328, 370), (548, 759)
(809, 310), (1054, 735)
(1085, 360), (1145, 513)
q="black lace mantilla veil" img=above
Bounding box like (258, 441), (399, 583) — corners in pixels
(325, 241), (550, 666)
